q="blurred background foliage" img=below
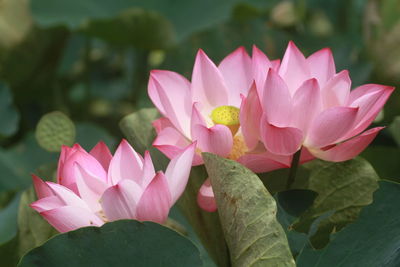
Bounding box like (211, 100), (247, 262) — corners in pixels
(0, 0), (400, 265)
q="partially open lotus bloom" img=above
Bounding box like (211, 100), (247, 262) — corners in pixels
(148, 48), (292, 211)
(243, 41), (394, 161)
(30, 140), (195, 233)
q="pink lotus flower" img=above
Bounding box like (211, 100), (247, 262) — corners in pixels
(148, 48), (292, 211)
(30, 140), (195, 233)
(243, 41), (394, 161)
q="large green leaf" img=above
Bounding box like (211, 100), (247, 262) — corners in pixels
(0, 133), (56, 193)
(0, 193), (21, 245)
(361, 146), (400, 182)
(18, 220), (203, 267)
(292, 158), (380, 248)
(389, 116), (400, 147)
(0, 82), (20, 137)
(17, 187), (58, 258)
(84, 8), (175, 49)
(119, 108), (228, 266)
(31, 0), (279, 41)
(297, 180), (400, 266)
(203, 153), (295, 267)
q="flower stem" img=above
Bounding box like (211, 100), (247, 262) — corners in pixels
(286, 148), (302, 190)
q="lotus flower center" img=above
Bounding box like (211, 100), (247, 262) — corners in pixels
(211, 106), (240, 135)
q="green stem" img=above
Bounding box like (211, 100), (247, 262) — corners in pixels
(286, 148), (302, 190)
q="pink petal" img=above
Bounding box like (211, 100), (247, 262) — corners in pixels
(260, 114), (303, 156)
(152, 117), (173, 134)
(299, 147), (316, 164)
(192, 124), (233, 157)
(74, 163), (109, 212)
(218, 46), (252, 106)
(100, 179), (143, 221)
(30, 196), (64, 213)
(271, 59), (281, 70)
(239, 83), (262, 150)
(197, 178), (217, 212)
(305, 106), (359, 148)
(278, 41), (311, 94)
(191, 49), (229, 113)
(252, 45), (274, 97)
(57, 144), (78, 179)
(307, 47), (336, 86)
(148, 70), (192, 137)
(136, 172), (172, 224)
(346, 84), (394, 138)
(237, 152), (290, 173)
(108, 139), (144, 185)
(40, 206), (104, 233)
(32, 174), (53, 199)
(140, 151), (156, 189)
(310, 127), (383, 162)
(262, 68), (292, 126)
(321, 70), (351, 108)
(57, 145), (107, 188)
(292, 78), (322, 133)
(89, 141), (112, 171)
(165, 143), (195, 204)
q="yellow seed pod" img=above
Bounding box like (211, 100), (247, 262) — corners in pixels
(211, 106), (240, 135)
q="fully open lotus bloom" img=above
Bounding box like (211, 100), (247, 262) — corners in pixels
(30, 140), (195, 233)
(243, 41), (394, 161)
(148, 47), (296, 211)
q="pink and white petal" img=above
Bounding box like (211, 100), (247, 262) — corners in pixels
(74, 163), (109, 212)
(89, 141), (112, 172)
(218, 46), (252, 106)
(100, 179), (143, 221)
(140, 151), (156, 189)
(278, 41), (311, 94)
(307, 48), (336, 86)
(239, 83), (262, 150)
(305, 106), (359, 148)
(165, 143), (195, 204)
(148, 70), (192, 137)
(197, 178), (217, 212)
(309, 127), (383, 162)
(346, 84), (394, 138)
(152, 124), (193, 160)
(136, 172), (172, 224)
(292, 78), (322, 133)
(260, 114), (303, 156)
(108, 139), (144, 185)
(46, 182), (89, 209)
(192, 124), (233, 157)
(190, 102), (208, 130)
(40, 206), (104, 233)
(237, 152), (290, 173)
(32, 174), (53, 199)
(321, 70), (351, 108)
(252, 45), (274, 97)
(262, 68), (293, 126)
(30, 196), (65, 213)
(191, 49), (229, 112)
